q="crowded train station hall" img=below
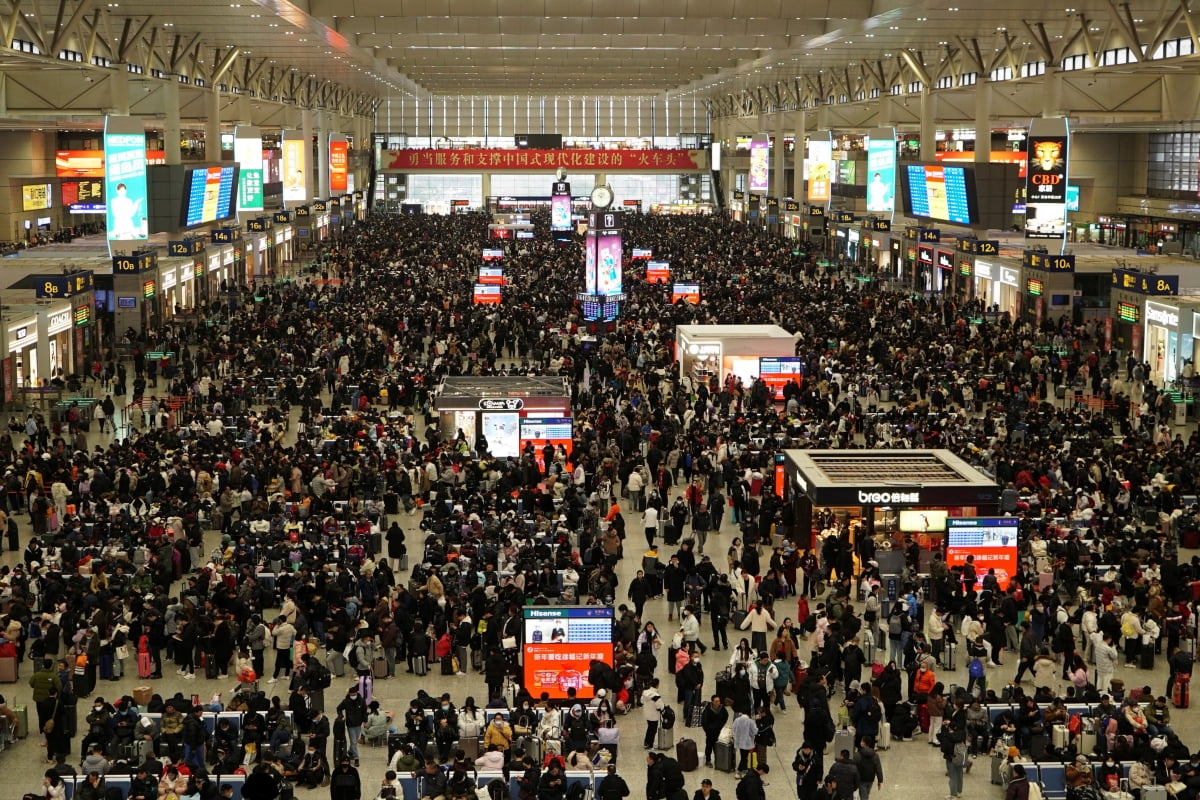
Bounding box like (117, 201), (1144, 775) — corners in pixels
(1, 2), (1200, 800)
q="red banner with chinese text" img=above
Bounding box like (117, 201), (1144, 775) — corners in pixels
(383, 148), (706, 172)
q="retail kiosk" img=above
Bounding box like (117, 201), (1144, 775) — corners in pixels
(784, 449), (999, 571)
(676, 324), (797, 389)
(433, 376), (573, 462)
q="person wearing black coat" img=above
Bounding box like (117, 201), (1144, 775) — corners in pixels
(597, 765), (631, 800)
(241, 763), (282, 800)
(875, 663), (903, 718)
(699, 695), (729, 767)
(329, 758), (362, 800)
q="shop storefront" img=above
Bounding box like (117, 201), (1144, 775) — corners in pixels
(1144, 299), (1186, 384)
(676, 324), (797, 388)
(784, 449), (999, 571)
(953, 238), (998, 300)
(1020, 251), (1076, 329)
(6, 299), (86, 386)
(433, 376), (572, 461)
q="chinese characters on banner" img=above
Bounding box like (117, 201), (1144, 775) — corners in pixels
(385, 149), (705, 171)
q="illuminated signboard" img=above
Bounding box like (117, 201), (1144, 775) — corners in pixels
(21, 183), (52, 211)
(946, 517), (1019, 591)
(1027, 278), (1044, 296)
(74, 304), (91, 326)
(142, 280), (156, 298)
(1024, 251), (1075, 272)
(1117, 301), (1140, 323)
(522, 606), (614, 700)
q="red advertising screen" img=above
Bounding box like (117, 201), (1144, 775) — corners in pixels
(329, 139), (349, 193)
(671, 282), (700, 304)
(759, 356), (803, 400)
(646, 261), (671, 284)
(473, 284), (502, 305)
(519, 417), (573, 473)
(945, 517), (1019, 591)
(523, 606), (614, 700)
(478, 266), (505, 286)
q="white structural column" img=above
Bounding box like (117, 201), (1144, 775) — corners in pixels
(773, 112), (786, 198)
(205, 88), (221, 165)
(109, 65), (130, 117)
(1042, 67), (1064, 118)
(163, 79), (182, 166)
(792, 110), (807, 200)
(919, 89), (937, 161)
(316, 113), (330, 199)
(975, 80), (992, 163)
(301, 109), (315, 202)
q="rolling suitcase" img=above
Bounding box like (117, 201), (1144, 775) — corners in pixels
(0, 656), (17, 683)
(991, 753), (1005, 785)
(714, 740), (736, 772)
(1140, 647), (1155, 670)
(832, 728), (854, 756)
(137, 651), (152, 680)
(863, 636), (876, 665)
(373, 657), (388, 679)
(1079, 729), (1098, 755)
(413, 656), (427, 676)
(943, 642), (956, 671)
(440, 655), (455, 675)
(1174, 675), (1190, 708)
(1030, 732), (1049, 761)
(13, 704), (26, 738)
(656, 724), (673, 750)
(675, 738), (699, 771)
(917, 703), (930, 734)
(206, 653), (219, 680)
(99, 654), (113, 681)
(664, 524), (680, 546)
(461, 737), (481, 760)
(876, 721), (892, 750)
(1142, 786), (1168, 800)
(1052, 723), (1069, 750)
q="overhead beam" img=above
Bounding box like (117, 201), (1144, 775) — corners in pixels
(900, 50), (931, 85)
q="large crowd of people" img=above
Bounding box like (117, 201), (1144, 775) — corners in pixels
(2, 206), (1200, 800)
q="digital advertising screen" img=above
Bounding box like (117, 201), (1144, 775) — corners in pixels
(482, 248), (505, 261)
(671, 282), (700, 304)
(903, 164), (976, 225)
(806, 135), (833, 205)
(866, 128), (896, 214)
(235, 127), (264, 212)
(519, 416), (573, 472)
(517, 229), (535, 239)
(899, 509), (949, 532)
(180, 165), (239, 228)
(1025, 131), (1069, 240)
(632, 248), (652, 260)
(946, 517), (1019, 591)
(473, 283), (502, 305)
(551, 180), (571, 232)
(103, 116), (149, 248)
(646, 261), (671, 284)
(596, 231), (623, 296)
(62, 179), (104, 213)
(759, 356), (803, 400)
(281, 134), (308, 203)
(522, 606), (614, 700)
(481, 412), (519, 457)
(21, 184), (52, 212)
(748, 137), (770, 193)
(478, 266), (505, 285)
(584, 238), (597, 295)
(328, 136), (349, 194)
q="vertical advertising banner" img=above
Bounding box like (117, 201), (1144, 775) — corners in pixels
(281, 131), (308, 205)
(748, 134), (770, 193)
(328, 135), (349, 194)
(550, 180), (571, 232)
(103, 116), (148, 253)
(596, 230), (623, 296)
(866, 127), (897, 216)
(806, 131), (833, 207)
(234, 126), (264, 212)
(1025, 117), (1069, 241)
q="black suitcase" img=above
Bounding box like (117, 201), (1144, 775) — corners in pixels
(675, 738), (699, 771)
(664, 524), (680, 545)
(1140, 647), (1155, 670)
(1030, 732), (1049, 761)
(333, 717), (347, 763)
(441, 655), (455, 675)
(370, 532), (382, 555)
(714, 741), (736, 772)
(385, 493), (400, 515)
(206, 654), (219, 680)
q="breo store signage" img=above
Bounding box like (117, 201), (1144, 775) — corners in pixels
(478, 398), (524, 411)
(857, 490), (921, 504)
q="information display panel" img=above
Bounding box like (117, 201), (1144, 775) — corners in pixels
(522, 606), (614, 700)
(946, 517), (1018, 590)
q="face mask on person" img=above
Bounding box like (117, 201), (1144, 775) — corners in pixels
(442, 705), (449, 710)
